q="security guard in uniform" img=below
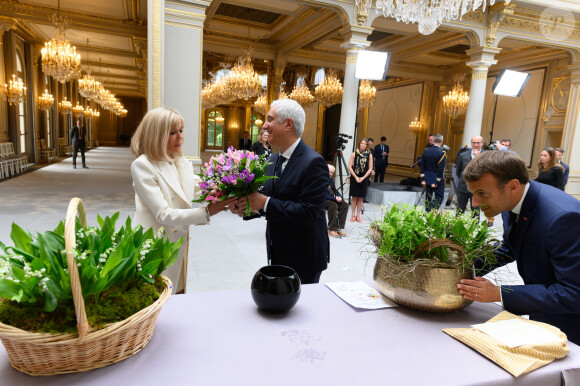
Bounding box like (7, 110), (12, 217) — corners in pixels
(418, 133), (446, 212)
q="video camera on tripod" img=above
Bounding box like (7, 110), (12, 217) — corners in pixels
(334, 133), (352, 151)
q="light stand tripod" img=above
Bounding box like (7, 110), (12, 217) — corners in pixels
(333, 144), (351, 200)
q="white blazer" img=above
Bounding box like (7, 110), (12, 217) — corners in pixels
(131, 154), (206, 291)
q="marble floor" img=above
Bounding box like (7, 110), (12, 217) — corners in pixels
(0, 146), (522, 293)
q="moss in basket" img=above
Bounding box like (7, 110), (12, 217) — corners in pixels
(0, 213), (181, 333)
(369, 204), (499, 272)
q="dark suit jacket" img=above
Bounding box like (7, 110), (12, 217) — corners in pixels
(263, 139), (330, 277)
(481, 181), (580, 344)
(69, 125), (86, 146)
(326, 177), (341, 202)
(418, 145), (446, 185)
(454, 150), (475, 194)
(373, 143), (389, 165)
(239, 137), (252, 151)
(561, 161), (570, 187)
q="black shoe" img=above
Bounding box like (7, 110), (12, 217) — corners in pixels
(73, 165), (76, 169)
(82, 165), (89, 169)
(363, 199), (369, 203)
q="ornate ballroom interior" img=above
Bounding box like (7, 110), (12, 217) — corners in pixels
(0, 0), (579, 197)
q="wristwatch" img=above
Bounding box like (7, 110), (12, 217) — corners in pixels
(205, 206), (211, 222)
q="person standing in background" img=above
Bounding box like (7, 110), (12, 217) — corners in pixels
(373, 136), (389, 183)
(555, 147), (569, 189)
(70, 119), (88, 169)
(418, 134), (446, 212)
(455, 136), (484, 216)
(426, 134), (434, 148)
(238, 130), (252, 151)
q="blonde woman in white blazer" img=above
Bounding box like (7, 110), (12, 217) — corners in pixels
(130, 107), (235, 293)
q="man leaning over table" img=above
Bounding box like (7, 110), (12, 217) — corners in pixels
(456, 151), (580, 344)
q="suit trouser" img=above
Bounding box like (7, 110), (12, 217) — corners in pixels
(325, 199), (349, 231)
(374, 160), (387, 183)
(425, 183), (445, 212)
(456, 191), (480, 217)
(72, 142), (86, 166)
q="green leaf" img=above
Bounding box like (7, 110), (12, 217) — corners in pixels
(0, 279), (25, 302)
(10, 223), (32, 254)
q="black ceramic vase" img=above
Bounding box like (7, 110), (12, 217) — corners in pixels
(251, 265), (301, 313)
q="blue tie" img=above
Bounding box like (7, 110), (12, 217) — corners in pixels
(275, 155), (286, 179)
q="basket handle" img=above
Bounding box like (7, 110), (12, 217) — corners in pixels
(64, 197), (89, 343)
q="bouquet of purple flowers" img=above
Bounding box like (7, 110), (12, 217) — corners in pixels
(193, 147), (275, 217)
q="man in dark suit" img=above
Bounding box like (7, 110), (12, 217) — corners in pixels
(70, 119), (88, 169)
(238, 131), (252, 151)
(242, 99), (329, 284)
(454, 135), (483, 215)
(457, 151), (580, 344)
(373, 136), (389, 183)
(555, 147), (570, 188)
(418, 133), (446, 212)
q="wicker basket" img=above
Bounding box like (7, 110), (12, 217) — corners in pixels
(0, 198), (173, 376)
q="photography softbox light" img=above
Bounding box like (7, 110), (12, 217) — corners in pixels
(492, 69), (530, 97)
(355, 51), (390, 81)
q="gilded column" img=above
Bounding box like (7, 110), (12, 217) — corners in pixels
(270, 54), (286, 103)
(0, 22), (14, 142)
(160, 0), (209, 170)
(561, 63), (580, 199)
(316, 103), (326, 153)
(462, 46), (501, 145)
(338, 25), (372, 168)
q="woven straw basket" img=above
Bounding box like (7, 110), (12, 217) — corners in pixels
(0, 198), (173, 376)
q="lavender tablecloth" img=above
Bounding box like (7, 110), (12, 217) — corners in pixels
(1, 284), (579, 385)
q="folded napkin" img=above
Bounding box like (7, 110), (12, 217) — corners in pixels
(443, 311), (570, 377)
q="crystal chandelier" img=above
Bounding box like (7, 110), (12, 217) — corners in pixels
(289, 80), (315, 107)
(59, 97), (72, 114)
(1, 74), (26, 105)
(442, 75), (470, 120)
(72, 103), (84, 118)
(229, 52), (262, 100)
(78, 39), (101, 101)
(361, 0), (509, 35)
(255, 118), (263, 127)
(314, 70), (343, 108)
(41, 0), (81, 83)
(409, 117), (424, 135)
(358, 80), (376, 109)
(38, 89), (54, 111)
(254, 94), (268, 114)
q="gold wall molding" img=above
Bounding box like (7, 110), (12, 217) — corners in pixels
(150, 0), (162, 109)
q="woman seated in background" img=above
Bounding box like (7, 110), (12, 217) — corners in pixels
(535, 147), (565, 191)
(131, 107), (236, 294)
(250, 129), (272, 157)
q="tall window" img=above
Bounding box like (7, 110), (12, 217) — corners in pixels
(206, 110), (224, 150)
(313, 67), (325, 86)
(250, 114), (261, 143)
(15, 52), (27, 154)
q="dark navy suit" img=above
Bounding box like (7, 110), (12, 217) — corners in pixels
(478, 181), (580, 344)
(373, 143), (389, 183)
(418, 145), (446, 211)
(561, 161), (570, 187)
(262, 139), (330, 283)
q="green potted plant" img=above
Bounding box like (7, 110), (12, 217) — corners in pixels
(0, 198), (182, 376)
(369, 204), (498, 312)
